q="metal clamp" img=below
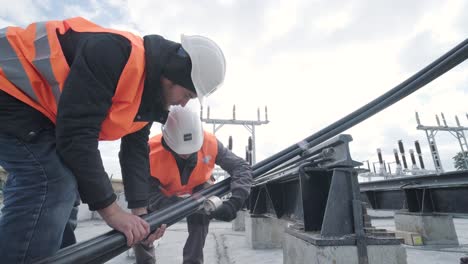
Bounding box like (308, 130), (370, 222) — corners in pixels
(203, 196), (223, 214)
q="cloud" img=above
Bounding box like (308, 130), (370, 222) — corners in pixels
(1, 0), (466, 178)
(257, 0), (444, 56)
(0, 0), (46, 26)
(92, 1), (468, 176)
(456, 1), (468, 36)
(398, 31), (448, 73)
(330, 0), (441, 41)
(0, 17), (14, 28)
(117, 0), (272, 43)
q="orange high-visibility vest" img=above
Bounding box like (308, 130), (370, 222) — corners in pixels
(0, 17), (148, 140)
(149, 131), (218, 196)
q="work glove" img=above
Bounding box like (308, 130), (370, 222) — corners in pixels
(210, 197), (242, 222)
(460, 256), (468, 264)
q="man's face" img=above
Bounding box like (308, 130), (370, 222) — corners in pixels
(161, 77), (197, 109)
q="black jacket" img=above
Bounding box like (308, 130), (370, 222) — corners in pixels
(0, 30), (179, 210)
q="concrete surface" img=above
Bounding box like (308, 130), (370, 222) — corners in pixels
(395, 211), (459, 246)
(245, 214), (287, 249)
(72, 211), (468, 264)
(75, 220), (283, 264)
(283, 225), (407, 264)
(373, 216), (468, 264)
(283, 232), (407, 264)
(232, 209), (246, 231)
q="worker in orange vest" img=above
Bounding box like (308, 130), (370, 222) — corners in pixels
(133, 106), (252, 264)
(0, 17), (226, 263)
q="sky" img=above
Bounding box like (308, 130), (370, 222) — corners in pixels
(1, 0), (467, 179)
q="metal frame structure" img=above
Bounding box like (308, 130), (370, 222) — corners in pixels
(201, 105), (269, 164)
(249, 135), (401, 264)
(360, 170), (468, 213)
(416, 111), (468, 172)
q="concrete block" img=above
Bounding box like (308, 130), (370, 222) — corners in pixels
(367, 245), (407, 264)
(283, 229), (407, 264)
(232, 209), (246, 231)
(245, 214), (287, 249)
(395, 211), (459, 245)
(394, 230), (423, 246)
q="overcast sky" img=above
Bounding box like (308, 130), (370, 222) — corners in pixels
(1, 0), (467, 178)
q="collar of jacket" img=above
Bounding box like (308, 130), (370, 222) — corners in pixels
(161, 137), (198, 165)
(137, 35), (180, 123)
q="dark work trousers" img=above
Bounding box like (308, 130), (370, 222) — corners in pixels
(134, 187), (210, 264)
(60, 204), (80, 248)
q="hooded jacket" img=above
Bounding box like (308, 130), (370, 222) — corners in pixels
(0, 18), (182, 210)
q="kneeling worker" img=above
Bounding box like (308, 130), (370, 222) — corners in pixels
(134, 105), (253, 264)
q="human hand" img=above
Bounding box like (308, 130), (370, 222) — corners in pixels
(141, 224), (167, 247)
(98, 202), (150, 246)
(210, 200), (239, 222)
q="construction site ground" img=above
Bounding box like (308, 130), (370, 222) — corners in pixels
(75, 210), (468, 264)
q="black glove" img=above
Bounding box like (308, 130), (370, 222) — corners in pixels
(210, 198), (242, 222)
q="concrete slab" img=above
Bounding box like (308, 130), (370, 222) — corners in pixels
(71, 214), (468, 264)
(283, 227), (406, 264)
(372, 216), (468, 264)
(74, 220), (283, 264)
(245, 214), (288, 249)
(395, 211), (459, 246)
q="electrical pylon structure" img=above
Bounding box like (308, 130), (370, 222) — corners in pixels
(416, 112), (468, 172)
(201, 105), (269, 165)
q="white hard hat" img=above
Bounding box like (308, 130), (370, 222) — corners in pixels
(181, 34), (226, 102)
(163, 105), (204, 155)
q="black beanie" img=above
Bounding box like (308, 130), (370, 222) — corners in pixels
(162, 47), (196, 94)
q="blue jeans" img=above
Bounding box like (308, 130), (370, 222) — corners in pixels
(0, 128), (78, 264)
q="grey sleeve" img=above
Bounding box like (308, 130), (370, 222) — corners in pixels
(215, 140), (253, 201)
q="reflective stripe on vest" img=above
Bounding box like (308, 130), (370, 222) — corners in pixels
(149, 131), (218, 196)
(0, 17), (148, 140)
(33, 21), (61, 105)
(0, 27), (37, 102)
